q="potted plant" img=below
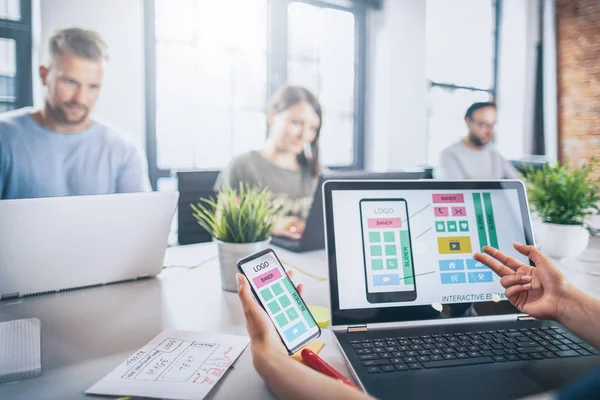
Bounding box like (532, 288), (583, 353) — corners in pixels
(526, 158), (599, 259)
(191, 184), (286, 292)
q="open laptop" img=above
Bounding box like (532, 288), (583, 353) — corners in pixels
(323, 180), (600, 399)
(271, 170), (425, 252)
(0, 192), (179, 299)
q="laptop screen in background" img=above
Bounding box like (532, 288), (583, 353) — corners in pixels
(331, 188), (528, 311)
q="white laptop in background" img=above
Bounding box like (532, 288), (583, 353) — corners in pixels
(0, 192), (179, 299)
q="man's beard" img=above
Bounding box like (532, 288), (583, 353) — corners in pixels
(468, 131), (488, 148)
(46, 101), (89, 125)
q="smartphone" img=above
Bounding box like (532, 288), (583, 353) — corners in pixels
(237, 248), (321, 355)
(359, 198), (417, 303)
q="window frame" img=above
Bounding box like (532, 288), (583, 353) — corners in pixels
(144, 0), (368, 190)
(0, 0), (33, 111)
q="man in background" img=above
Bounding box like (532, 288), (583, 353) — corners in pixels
(435, 102), (520, 180)
(0, 27), (150, 199)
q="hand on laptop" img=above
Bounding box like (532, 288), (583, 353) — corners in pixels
(474, 242), (571, 321)
(272, 216), (306, 240)
(475, 243), (600, 351)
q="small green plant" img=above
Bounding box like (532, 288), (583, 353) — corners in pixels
(191, 183), (287, 243)
(526, 158), (600, 225)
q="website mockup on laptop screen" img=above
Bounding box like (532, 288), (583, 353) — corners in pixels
(330, 186), (530, 311)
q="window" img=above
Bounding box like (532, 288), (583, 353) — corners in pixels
(0, 0), (32, 112)
(153, 0), (268, 171)
(287, 3), (356, 166)
(0, 0), (20, 20)
(146, 0), (367, 189)
(425, 0), (500, 165)
(0, 37), (16, 112)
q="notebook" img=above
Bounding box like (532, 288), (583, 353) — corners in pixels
(0, 318), (42, 384)
(86, 329), (249, 400)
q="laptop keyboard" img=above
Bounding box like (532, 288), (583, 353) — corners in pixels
(349, 326), (599, 373)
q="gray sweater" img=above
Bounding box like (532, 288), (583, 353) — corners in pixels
(214, 151), (318, 218)
(434, 141), (520, 180)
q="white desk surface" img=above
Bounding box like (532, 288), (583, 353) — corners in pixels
(1, 238), (599, 400)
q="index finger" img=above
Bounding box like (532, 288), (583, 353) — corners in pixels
(283, 231), (302, 240)
(513, 242), (550, 266)
(286, 270), (304, 296)
(473, 252), (515, 278)
(482, 246), (524, 272)
(237, 274), (262, 317)
(483, 246), (527, 271)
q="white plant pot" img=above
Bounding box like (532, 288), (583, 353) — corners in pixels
(216, 238), (271, 292)
(537, 223), (589, 259)
(530, 212), (544, 245)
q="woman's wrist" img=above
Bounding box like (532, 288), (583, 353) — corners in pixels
(251, 343), (290, 377)
(556, 282), (581, 326)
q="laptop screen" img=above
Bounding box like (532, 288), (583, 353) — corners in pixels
(324, 181), (534, 325)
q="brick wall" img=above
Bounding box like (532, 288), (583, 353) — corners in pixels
(556, 0), (600, 177)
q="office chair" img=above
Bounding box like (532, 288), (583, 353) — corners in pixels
(176, 170), (220, 245)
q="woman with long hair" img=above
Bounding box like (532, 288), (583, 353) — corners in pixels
(215, 85), (322, 239)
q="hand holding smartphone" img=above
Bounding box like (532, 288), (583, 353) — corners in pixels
(237, 249), (321, 354)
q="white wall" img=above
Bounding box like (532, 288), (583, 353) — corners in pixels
(494, 0), (557, 161)
(496, 0), (542, 159)
(542, 0), (558, 162)
(496, 0), (534, 159)
(365, 0), (428, 170)
(35, 0), (147, 150)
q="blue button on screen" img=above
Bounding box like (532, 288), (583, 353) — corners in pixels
(439, 259), (465, 271)
(283, 321), (308, 343)
(466, 259), (488, 270)
(468, 271), (493, 283)
(440, 272), (467, 284)
(373, 274), (401, 286)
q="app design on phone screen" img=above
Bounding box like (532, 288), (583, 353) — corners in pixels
(359, 198), (417, 303)
(237, 249), (321, 354)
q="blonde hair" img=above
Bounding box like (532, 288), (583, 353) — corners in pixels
(48, 27), (108, 64)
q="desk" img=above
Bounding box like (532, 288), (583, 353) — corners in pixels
(1, 239), (599, 400)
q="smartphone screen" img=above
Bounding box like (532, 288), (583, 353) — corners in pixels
(237, 249), (321, 354)
(359, 198), (417, 303)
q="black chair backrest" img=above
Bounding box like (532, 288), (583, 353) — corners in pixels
(176, 170), (220, 245)
(510, 159), (548, 177)
(422, 167), (434, 179)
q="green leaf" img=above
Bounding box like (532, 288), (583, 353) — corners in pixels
(526, 157), (600, 225)
(190, 182), (289, 243)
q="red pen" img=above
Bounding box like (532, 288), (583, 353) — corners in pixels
(301, 348), (360, 390)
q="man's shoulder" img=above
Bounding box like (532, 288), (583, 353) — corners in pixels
(0, 108), (33, 133)
(0, 109), (35, 148)
(440, 141), (464, 156)
(92, 120), (139, 153)
(487, 145), (507, 158)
